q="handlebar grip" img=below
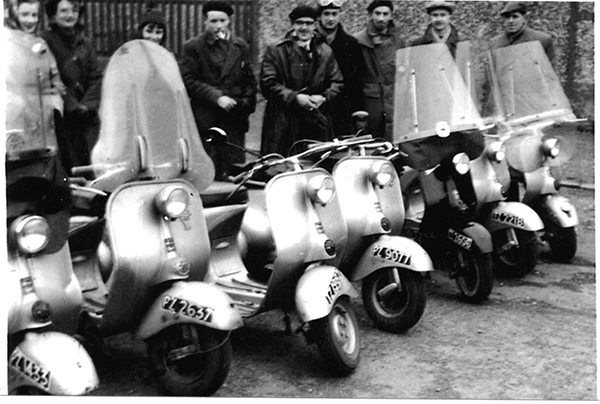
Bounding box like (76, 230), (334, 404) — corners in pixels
(71, 165), (95, 176)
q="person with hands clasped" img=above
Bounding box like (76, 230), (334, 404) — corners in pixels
(180, 0), (257, 179)
(259, 4), (343, 156)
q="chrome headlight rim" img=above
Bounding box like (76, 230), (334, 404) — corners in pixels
(308, 174), (336, 205)
(452, 153), (471, 175)
(369, 160), (395, 187)
(542, 138), (560, 159)
(487, 141), (506, 164)
(10, 215), (50, 254)
(155, 186), (191, 219)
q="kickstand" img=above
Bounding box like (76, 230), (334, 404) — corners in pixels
(283, 311), (292, 335)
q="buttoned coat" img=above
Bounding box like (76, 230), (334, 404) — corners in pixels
(354, 23), (406, 141)
(180, 32), (257, 134)
(260, 33), (344, 156)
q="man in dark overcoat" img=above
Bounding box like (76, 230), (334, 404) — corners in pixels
(410, 1), (462, 58)
(490, 2), (555, 63)
(354, 0), (406, 141)
(260, 5), (344, 156)
(315, 0), (366, 137)
(180, 0), (257, 179)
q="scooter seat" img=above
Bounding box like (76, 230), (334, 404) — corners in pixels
(200, 181), (248, 208)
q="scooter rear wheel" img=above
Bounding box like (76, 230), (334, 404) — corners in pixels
(455, 251), (494, 303)
(310, 296), (360, 375)
(492, 229), (539, 277)
(362, 268), (426, 334)
(147, 324), (232, 396)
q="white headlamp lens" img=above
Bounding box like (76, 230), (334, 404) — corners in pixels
(453, 153), (471, 175)
(369, 160), (395, 187)
(156, 186), (190, 218)
(309, 175), (336, 205)
(12, 216), (50, 254)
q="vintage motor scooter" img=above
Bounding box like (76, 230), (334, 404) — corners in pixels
(474, 41), (581, 263)
(5, 28), (98, 395)
(393, 43), (494, 302)
(67, 40), (243, 396)
(203, 130), (361, 375)
(289, 134), (433, 334)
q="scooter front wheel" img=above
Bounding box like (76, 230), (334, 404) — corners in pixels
(310, 296), (360, 375)
(547, 226), (577, 263)
(492, 229), (539, 277)
(362, 268), (426, 334)
(454, 251), (494, 303)
(147, 324), (232, 396)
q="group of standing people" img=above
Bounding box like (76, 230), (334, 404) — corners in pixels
(5, 0), (556, 180)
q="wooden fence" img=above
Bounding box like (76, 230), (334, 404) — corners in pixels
(42, 0), (257, 60)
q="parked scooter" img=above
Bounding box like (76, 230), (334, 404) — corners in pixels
(67, 40), (243, 396)
(470, 136), (544, 277)
(5, 28), (98, 395)
(468, 41), (581, 262)
(393, 43), (494, 302)
(289, 134), (433, 333)
(205, 129), (361, 375)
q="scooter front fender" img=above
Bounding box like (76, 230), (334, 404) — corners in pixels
(459, 222), (494, 254)
(534, 194), (579, 228)
(484, 201), (544, 233)
(349, 235), (433, 282)
(8, 331), (98, 395)
(135, 281), (243, 340)
(295, 265), (358, 323)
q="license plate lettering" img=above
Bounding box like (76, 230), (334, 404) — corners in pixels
(162, 295), (213, 323)
(10, 348), (51, 390)
(325, 270), (342, 305)
(491, 212), (525, 228)
(447, 228), (473, 250)
(372, 245), (411, 265)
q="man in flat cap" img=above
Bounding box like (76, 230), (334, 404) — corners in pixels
(315, 0), (366, 137)
(410, 1), (462, 58)
(490, 1), (555, 63)
(259, 4), (344, 156)
(353, 0), (405, 141)
(180, 0), (257, 179)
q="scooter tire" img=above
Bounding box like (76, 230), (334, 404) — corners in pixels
(310, 296), (360, 376)
(455, 251), (494, 303)
(547, 226), (577, 263)
(147, 324), (232, 396)
(361, 268), (426, 334)
(492, 229), (539, 278)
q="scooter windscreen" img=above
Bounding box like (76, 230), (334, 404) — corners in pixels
(488, 41), (576, 125)
(5, 29), (59, 161)
(90, 40), (215, 192)
(393, 43), (485, 170)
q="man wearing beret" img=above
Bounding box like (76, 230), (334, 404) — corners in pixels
(315, 0), (366, 137)
(260, 4), (344, 156)
(490, 2), (555, 63)
(180, 0), (257, 179)
(354, 0), (406, 141)
(410, 1), (462, 58)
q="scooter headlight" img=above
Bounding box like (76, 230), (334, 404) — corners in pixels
(369, 160), (395, 187)
(486, 141), (506, 163)
(308, 175), (336, 205)
(155, 186), (190, 219)
(10, 216), (50, 254)
(542, 138), (560, 158)
(452, 153), (471, 175)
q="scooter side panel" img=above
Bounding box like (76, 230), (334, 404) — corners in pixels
(135, 281), (243, 340)
(484, 201), (544, 232)
(8, 331), (98, 395)
(350, 235), (433, 282)
(295, 265), (357, 322)
(101, 180), (211, 334)
(533, 194), (579, 228)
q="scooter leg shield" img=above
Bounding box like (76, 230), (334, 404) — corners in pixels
(8, 331), (99, 395)
(295, 265), (358, 323)
(485, 201), (545, 233)
(460, 222), (494, 254)
(351, 235), (434, 282)
(135, 281), (243, 340)
(534, 194), (579, 228)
